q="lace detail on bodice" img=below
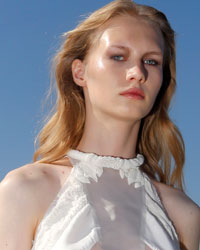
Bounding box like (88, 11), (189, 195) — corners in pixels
(143, 175), (179, 240)
(32, 169), (88, 250)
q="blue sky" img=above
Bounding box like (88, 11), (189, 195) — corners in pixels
(0, 0), (199, 205)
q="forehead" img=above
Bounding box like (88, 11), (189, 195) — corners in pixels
(90, 15), (164, 54)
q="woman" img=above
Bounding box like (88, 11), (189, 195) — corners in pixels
(0, 0), (199, 249)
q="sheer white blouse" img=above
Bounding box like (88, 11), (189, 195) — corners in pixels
(31, 149), (180, 250)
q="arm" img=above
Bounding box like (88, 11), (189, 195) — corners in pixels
(153, 181), (200, 250)
(0, 170), (40, 250)
(177, 197), (200, 250)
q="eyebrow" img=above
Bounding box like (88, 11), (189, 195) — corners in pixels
(110, 45), (128, 50)
(109, 44), (163, 56)
(143, 51), (163, 56)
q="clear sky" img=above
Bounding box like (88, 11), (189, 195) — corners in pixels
(0, 0), (199, 205)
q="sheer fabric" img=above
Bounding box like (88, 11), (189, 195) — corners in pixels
(31, 149), (180, 250)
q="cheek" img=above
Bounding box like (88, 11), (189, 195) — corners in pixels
(85, 56), (117, 92)
(85, 57), (105, 83)
(84, 58), (109, 102)
(149, 70), (163, 100)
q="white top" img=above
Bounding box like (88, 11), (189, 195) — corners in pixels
(31, 149), (180, 250)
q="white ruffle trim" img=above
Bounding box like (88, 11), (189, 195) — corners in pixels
(67, 149), (145, 188)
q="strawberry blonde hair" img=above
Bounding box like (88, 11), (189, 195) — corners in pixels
(34, 0), (185, 189)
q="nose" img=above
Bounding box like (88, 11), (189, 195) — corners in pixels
(126, 64), (146, 84)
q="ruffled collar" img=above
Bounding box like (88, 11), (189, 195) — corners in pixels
(66, 149), (145, 187)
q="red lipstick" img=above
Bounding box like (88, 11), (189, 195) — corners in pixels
(120, 87), (145, 100)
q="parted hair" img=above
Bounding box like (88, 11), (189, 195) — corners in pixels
(33, 0), (185, 189)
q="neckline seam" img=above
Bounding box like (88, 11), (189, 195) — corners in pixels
(67, 148), (144, 162)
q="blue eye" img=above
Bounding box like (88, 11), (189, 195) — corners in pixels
(144, 59), (158, 65)
(111, 55), (124, 61)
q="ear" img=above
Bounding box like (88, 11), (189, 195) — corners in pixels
(71, 59), (87, 87)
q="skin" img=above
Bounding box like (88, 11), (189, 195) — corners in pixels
(0, 15), (199, 250)
(73, 15), (164, 158)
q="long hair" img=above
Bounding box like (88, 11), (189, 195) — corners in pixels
(33, 0), (185, 190)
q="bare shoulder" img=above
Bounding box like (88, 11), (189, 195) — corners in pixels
(152, 180), (200, 250)
(2, 158), (71, 190)
(1, 158), (73, 219)
(0, 158), (72, 249)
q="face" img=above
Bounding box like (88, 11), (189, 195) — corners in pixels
(73, 15), (164, 123)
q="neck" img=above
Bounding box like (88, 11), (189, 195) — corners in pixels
(76, 116), (141, 159)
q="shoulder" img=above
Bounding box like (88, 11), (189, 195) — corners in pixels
(152, 180), (200, 250)
(1, 157), (73, 194)
(0, 159), (72, 240)
(1, 159), (73, 212)
(1, 162), (61, 200)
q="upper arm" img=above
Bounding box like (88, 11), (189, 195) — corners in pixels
(178, 200), (200, 250)
(0, 170), (40, 250)
(153, 181), (200, 250)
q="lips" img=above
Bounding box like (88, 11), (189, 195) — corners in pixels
(120, 87), (145, 99)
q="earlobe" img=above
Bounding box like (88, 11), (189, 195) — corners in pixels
(71, 59), (86, 87)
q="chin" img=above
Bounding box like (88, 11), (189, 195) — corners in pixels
(110, 112), (145, 123)
(96, 105), (150, 122)
(117, 108), (149, 121)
